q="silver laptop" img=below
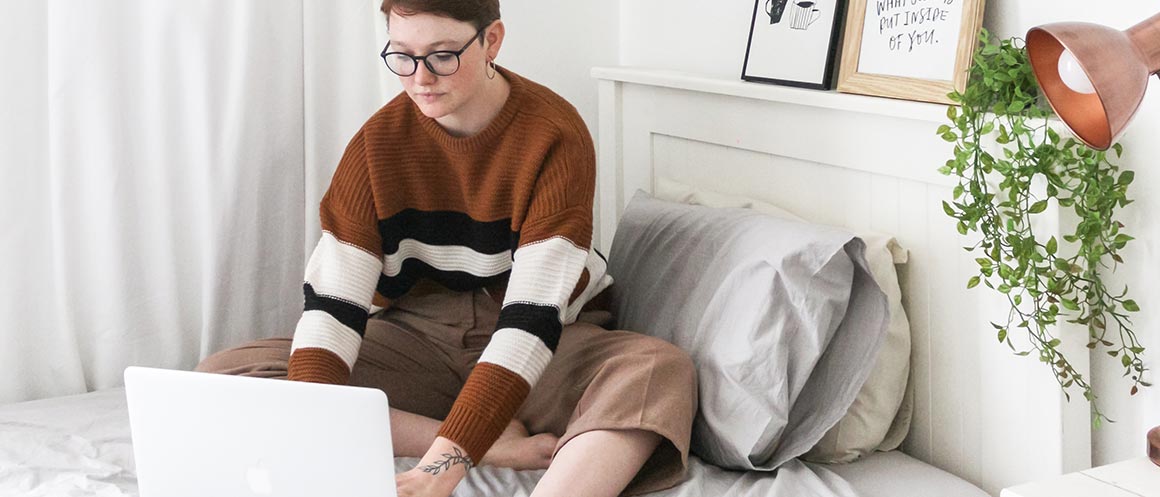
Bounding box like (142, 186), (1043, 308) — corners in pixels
(124, 366), (396, 497)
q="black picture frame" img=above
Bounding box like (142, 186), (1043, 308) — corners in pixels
(742, 0), (848, 90)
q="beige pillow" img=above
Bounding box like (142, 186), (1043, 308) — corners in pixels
(654, 178), (912, 463)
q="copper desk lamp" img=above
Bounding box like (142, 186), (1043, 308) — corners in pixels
(1027, 13), (1160, 467)
(1027, 12), (1160, 151)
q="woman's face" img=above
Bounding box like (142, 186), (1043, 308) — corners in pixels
(386, 11), (496, 120)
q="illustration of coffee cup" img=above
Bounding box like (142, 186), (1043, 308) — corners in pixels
(790, 1), (822, 30)
(765, 0), (790, 25)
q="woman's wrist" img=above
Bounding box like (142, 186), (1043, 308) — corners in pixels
(414, 436), (471, 489)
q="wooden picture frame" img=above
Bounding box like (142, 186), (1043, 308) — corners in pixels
(742, 0), (848, 90)
(836, 0), (986, 104)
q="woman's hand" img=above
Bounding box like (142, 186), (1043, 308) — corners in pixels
(480, 418), (558, 470)
(396, 437), (470, 497)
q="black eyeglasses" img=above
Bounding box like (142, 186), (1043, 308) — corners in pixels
(381, 27), (486, 77)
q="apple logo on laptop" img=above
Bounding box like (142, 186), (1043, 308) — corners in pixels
(246, 461), (274, 495)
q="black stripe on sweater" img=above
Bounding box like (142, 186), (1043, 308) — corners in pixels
(376, 262), (512, 299)
(303, 283), (369, 337)
(379, 209), (517, 256)
(496, 303), (563, 352)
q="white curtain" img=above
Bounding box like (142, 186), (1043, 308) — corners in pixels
(0, 0), (396, 404)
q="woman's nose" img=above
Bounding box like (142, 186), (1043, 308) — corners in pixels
(413, 62), (437, 85)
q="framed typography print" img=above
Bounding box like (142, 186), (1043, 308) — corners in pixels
(837, 0), (986, 104)
(742, 0), (848, 90)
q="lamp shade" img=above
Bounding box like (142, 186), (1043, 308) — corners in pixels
(1027, 13), (1160, 150)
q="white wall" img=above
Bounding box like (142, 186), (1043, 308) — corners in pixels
(620, 0), (1160, 468)
(501, 0), (619, 129)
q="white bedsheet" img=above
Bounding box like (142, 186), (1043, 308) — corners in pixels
(0, 388), (988, 497)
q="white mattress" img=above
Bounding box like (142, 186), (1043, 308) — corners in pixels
(0, 388), (989, 497)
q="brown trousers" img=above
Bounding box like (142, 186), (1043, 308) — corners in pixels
(196, 287), (697, 495)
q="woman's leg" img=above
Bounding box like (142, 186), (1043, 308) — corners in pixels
(512, 322), (699, 497)
(391, 407), (557, 469)
(529, 429), (661, 497)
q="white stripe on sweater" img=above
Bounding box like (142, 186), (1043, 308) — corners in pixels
(382, 239), (512, 278)
(290, 310), (363, 370)
(305, 232), (383, 310)
(563, 249), (614, 324)
(503, 236), (589, 322)
(477, 328), (554, 386)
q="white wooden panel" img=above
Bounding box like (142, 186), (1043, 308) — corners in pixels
(594, 67), (1092, 496)
(896, 180), (934, 463)
(595, 79), (621, 254)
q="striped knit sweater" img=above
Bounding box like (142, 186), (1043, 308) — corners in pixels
(287, 67), (613, 464)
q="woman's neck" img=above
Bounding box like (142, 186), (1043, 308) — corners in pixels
(436, 73), (512, 138)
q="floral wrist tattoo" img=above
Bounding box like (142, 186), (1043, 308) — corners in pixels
(421, 447), (473, 475)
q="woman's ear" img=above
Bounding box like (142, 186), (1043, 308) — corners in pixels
(484, 20), (505, 61)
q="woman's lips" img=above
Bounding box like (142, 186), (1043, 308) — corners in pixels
(416, 92), (443, 103)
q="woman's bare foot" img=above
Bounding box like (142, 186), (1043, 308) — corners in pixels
(480, 419), (559, 470)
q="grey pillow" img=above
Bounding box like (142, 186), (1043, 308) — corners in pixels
(607, 191), (889, 470)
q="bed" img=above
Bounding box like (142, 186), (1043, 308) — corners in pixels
(0, 67), (1090, 497)
(0, 387), (986, 497)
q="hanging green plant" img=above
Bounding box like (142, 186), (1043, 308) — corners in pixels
(937, 28), (1147, 424)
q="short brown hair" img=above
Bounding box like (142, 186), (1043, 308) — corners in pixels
(380, 0), (501, 31)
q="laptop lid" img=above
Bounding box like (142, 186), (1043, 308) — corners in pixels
(124, 366), (396, 497)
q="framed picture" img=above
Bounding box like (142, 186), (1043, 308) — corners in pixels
(742, 0), (848, 90)
(837, 0), (986, 104)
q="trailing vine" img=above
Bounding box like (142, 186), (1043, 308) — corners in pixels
(938, 28), (1148, 424)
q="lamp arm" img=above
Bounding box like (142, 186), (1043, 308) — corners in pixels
(1127, 11), (1160, 75)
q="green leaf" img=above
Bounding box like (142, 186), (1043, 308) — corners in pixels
(1123, 300), (1140, 312)
(1118, 170), (1134, 186)
(968, 276), (981, 289)
(1046, 237), (1057, 255)
(942, 201), (957, 216)
(1029, 200), (1049, 214)
(1061, 298), (1080, 311)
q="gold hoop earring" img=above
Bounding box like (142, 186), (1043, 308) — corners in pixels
(486, 59), (497, 80)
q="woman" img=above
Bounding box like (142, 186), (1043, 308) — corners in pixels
(197, 2), (697, 496)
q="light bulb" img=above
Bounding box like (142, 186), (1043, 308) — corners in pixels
(1057, 49), (1096, 94)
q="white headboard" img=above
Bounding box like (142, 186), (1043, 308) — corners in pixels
(591, 67), (1091, 495)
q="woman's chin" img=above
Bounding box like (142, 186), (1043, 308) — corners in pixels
(411, 97), (452, 120)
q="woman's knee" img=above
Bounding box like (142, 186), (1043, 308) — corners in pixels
(194, 338), (292, 376)
(645, 337), (697, 394)
(600, 334), (697, 397)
